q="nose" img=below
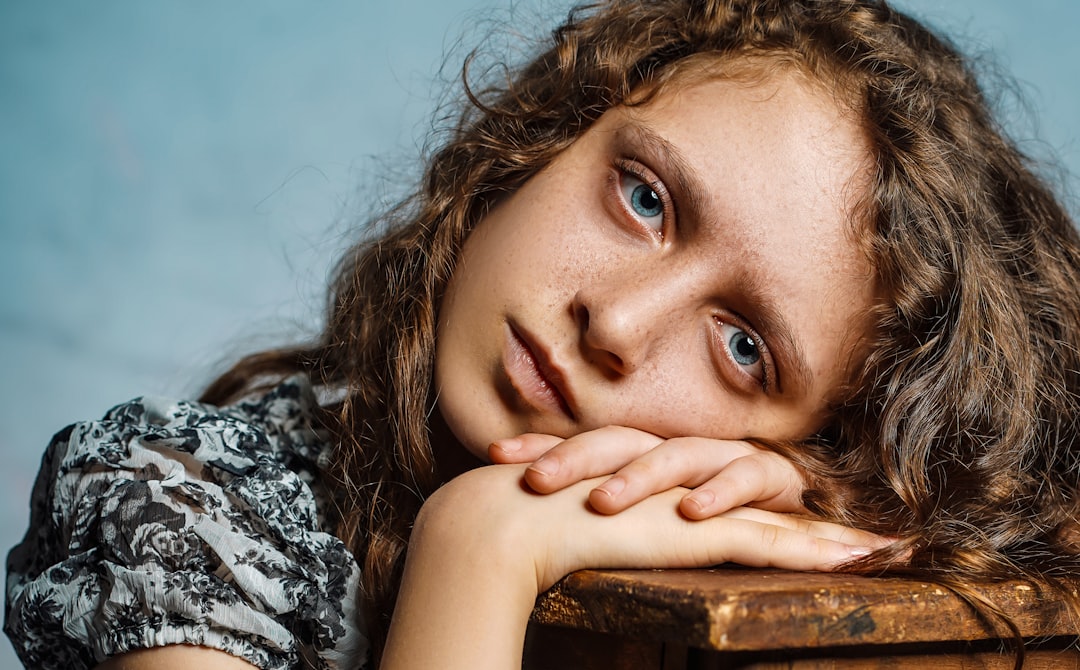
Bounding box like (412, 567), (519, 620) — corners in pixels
(573, 266), (696, 376)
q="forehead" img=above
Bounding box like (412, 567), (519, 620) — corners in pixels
(634, 67), (869, 259)
(642, 67), (867, 223)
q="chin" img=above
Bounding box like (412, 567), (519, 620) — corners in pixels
(441, 410), (501, 461)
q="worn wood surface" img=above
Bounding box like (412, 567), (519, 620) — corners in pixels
(742, 653), (1080, 669)
(530, 567), (1079, 652)
(523, 623), (664, 670)
(523, 629), (1080, 670)
(700, 648), (1080, 669)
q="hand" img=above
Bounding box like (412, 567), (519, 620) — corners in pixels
(489, 427), (805, 519)
(422, 463), (884, 593)
(384, 464), (886, 670)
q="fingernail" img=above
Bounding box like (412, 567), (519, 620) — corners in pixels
(684, 490), (715, 513)
(492, 438), (521, 454)
(596, 476), (625, 498)
(528, 455), (559, 477)
(848, 547), (873, 557)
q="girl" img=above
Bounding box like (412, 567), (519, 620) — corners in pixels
(7, 0), (1080, 668)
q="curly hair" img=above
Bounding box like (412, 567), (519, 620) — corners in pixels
(202, 0), (1080, 659)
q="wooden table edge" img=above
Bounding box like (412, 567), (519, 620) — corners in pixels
(530, 567), (1080, 651)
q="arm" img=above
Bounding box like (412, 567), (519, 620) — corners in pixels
(95, 646), (259, 670)
(381, 467), (538, 669)
(381, 463), (882, 670)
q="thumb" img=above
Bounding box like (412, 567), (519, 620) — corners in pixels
(488, 433), (563, 463)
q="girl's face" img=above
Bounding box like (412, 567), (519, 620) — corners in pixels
(435, 68), (876, 460)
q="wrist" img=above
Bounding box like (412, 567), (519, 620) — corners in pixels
(382, 466), (545, 669)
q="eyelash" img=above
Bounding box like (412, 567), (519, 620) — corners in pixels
(613, 160), (673, 239)
(611, 157), (776, 394)
(715, 314), (775, 393)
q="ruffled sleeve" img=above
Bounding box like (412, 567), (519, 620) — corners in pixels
(5, 376), (367, 669)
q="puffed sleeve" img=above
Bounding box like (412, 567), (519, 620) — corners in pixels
(4, 376), (368, 669)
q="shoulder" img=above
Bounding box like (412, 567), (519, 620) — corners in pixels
(5, 375), (368, 669)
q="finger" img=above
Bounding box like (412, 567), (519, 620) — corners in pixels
(679, 452), (805, 519)
(488, 433), (563, 464)
(720, 506), (892, 551)
(707, 518), (872, 571)
(587, 437), (755, 515)
(583, 491), (883, 574)
(522, 426), (663, 493)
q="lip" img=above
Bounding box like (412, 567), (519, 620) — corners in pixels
(503, 322), (577, 420)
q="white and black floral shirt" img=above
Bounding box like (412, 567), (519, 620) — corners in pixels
(5, 376), (367, 669)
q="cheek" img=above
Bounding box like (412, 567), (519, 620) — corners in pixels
(593, 357), (823, 442)
(583, 354), (733, 438)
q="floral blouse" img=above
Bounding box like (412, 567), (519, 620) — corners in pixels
(5, 376), (367, 669)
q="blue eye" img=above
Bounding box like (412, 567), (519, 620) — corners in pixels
(729, 330), (759, 365)
(620, 173), (665, 231)
(630, 183), (662, 218)
(719, 321), (765, 383)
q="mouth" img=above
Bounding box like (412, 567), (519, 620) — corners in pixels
(503, 322), (577, 421)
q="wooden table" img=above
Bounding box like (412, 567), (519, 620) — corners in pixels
(523, 567), (1080, 669)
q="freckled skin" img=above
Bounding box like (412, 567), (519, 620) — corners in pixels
(435, 70), (876, 460)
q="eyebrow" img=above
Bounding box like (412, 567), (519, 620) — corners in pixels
(612, 122), (816, 396)
(738, 277), (815, 395)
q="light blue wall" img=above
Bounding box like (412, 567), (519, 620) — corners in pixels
(1, 2), (1076, 665)
(897, 0), (1080, 192)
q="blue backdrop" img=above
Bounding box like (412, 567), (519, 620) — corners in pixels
(0, 2), (1076, 665)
